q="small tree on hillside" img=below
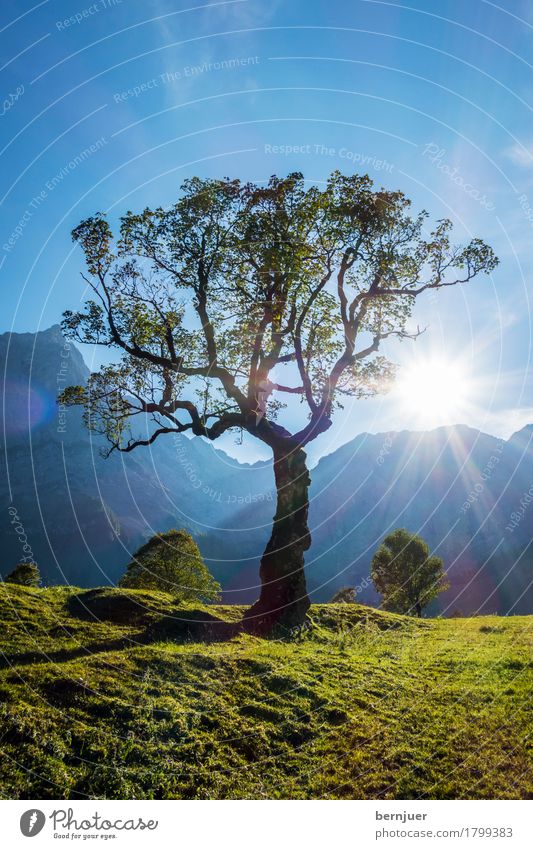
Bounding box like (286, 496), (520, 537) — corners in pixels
(4, 562), (41, 587)
(371, 528), (448, 617)
(119, 529), (221, 602)
(59, 170), (497, 631)
(330, 586), (357, 603)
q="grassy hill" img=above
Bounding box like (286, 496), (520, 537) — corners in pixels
(0, 584), (531, 799)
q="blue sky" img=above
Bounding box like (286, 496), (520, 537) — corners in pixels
(2, 0), (533, 461)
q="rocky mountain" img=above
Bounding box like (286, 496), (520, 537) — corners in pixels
(203, 425), (533, 614)
(1, 327), (531, 614)
(0, 326), (273, 589)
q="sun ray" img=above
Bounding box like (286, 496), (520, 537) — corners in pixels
(392, 357), (471, 427)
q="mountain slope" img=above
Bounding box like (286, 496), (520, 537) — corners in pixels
(1, 327), (532, 614)
(0, 326), (273, 588)
(203, 426), (533, 614)
(307, 426), (533, 613)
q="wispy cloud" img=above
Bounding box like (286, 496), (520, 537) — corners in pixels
(475, 406), (533, 439)
(504, 142), (533, 168)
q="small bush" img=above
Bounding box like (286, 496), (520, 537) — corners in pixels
(119, 529), (220, 603)
(371, 528), (448, 617)
(330, 587), (357, 604)
(4, 562), (41, 587)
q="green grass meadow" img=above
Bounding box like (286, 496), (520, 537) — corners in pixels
(0, 584), (531, 799)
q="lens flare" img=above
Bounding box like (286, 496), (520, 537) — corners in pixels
(2, 380), (56, 435)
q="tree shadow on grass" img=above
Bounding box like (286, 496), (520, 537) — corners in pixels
(0, 591), (242, 669)
(144, 609), (241, 643)
(0, 634), (148, 670)
(68, 588), (242, 641)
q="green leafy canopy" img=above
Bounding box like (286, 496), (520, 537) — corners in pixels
(119, 529), (220, 602)
(60, 171), (498, 455)
(371, 528), (449, 616)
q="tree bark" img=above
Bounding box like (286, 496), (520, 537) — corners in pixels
(244, 446), (311, 634)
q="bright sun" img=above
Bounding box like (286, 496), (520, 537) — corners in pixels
(394, 358), (470, 425)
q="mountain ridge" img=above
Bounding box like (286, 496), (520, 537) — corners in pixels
(1, 327), (531, 614)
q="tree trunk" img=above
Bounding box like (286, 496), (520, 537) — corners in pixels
(244, 446), (311, 634)
(415, 602), (422, 618)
